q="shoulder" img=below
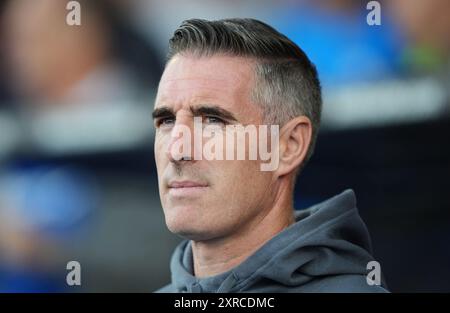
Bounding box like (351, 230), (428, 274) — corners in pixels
(305, 275), (389, 293)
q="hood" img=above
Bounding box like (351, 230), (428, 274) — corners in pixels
(167, 189), (387, 292)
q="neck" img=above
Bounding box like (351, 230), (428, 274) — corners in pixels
(191, 179), (295, 278)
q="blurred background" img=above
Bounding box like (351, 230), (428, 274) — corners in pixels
(0, 0), (449, 292)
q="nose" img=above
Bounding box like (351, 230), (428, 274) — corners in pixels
(165, 117), (196, 163)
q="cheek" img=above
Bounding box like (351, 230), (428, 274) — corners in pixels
(213, 159), (265, 196)
(208, 161), (272, 226)
(154, 134), (167, 170)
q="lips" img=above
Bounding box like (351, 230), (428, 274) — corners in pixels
(167, 180), (209, 197)
(168, 180), (209, 188)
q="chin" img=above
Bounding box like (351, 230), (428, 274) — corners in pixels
(165, 216), (218, 241)
(168, 225), (213, 241)
(163, 204), (231, 241)
(165, 211), (198, 235)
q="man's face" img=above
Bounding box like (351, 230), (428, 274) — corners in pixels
(153, 54), (276, 241)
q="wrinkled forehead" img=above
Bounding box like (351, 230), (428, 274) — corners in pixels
(155, 55), (261, 118)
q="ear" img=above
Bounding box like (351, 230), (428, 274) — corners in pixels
(275, 116), (312, 178)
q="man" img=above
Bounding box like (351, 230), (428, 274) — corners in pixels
(153, 18), (388, 293)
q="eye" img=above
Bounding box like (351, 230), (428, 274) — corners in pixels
(156, 117), (175, 128)
(204, 116), (225, 125)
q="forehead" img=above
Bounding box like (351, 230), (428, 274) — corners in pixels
(155, 54), (260, 117)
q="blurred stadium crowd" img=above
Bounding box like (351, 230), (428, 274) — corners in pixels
(0, 0), (449, 292)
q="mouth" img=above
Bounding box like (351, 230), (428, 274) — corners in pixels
(167, 180), (209, 197)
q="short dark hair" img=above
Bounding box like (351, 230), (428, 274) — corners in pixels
(166, 18), (322, 169)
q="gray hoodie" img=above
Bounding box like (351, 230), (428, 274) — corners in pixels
(156, 189), (389, 293)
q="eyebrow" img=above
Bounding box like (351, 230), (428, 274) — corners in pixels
(152, 105), (238, 122)
(191, 105), (237, 122)
(152, 107), (174, 120)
